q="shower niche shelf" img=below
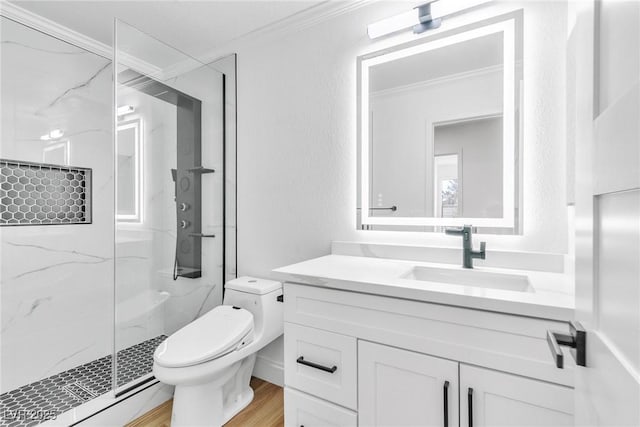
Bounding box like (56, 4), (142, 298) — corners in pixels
(0, 159), (92, 226)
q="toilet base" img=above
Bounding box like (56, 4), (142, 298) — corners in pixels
(168, 357), (258, 427)
(222, 387), (254, 423)
(171, 381), (224, 426)
(171, 383), (255, 427)
(170, 361), (241, 427)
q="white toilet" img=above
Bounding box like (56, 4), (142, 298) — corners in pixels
(153, 277), (283, 427)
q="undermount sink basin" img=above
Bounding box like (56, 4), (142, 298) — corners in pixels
(401, 266), (533, 292)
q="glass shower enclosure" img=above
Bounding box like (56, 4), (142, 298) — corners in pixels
(113, 20), (226, 394)
(0, 15), (233, 426)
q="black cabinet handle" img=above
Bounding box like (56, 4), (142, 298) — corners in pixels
(468, 388), (473, 427)
(443, 380), (449, 427)
(546, 321), (587, 369)
(296, 356), (337, 373)
(546, 330), (565, 368)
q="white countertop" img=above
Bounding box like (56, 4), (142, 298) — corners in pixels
(272, 254), (574, 321)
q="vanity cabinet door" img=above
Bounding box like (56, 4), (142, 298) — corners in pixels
(358, 340), (459, 427)
(460, 364), (573, 427)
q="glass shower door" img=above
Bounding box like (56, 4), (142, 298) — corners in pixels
(114, 20), (225, 394)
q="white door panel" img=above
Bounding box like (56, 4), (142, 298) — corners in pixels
(573, 0), (640, 425)
(596, 190), (640, 373)
(594, 84), (640, 195)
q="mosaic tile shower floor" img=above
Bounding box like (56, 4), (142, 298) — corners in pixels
(0, 335), (167, 427)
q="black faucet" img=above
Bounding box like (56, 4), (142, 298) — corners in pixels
(445, 225), (486, 269)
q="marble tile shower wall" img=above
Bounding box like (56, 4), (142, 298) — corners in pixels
(0, 18), (113, 393)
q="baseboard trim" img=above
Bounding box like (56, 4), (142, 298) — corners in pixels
(253, 355), (284, 387)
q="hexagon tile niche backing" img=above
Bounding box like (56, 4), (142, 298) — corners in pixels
(0, 159), (92, 226)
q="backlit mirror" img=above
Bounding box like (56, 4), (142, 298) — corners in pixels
(117, 117), (143, 222)
(358, 17), (522, 232)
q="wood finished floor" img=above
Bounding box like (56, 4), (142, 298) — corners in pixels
(125, 378), (283, 427)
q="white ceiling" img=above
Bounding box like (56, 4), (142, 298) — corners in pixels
(10, 0), (325, 59)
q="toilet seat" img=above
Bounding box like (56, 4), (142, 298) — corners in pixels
(154, 305), (254, 368)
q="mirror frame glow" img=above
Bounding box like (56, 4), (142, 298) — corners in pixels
(116, 117), (144, 223)
(359, 19), (517, 228)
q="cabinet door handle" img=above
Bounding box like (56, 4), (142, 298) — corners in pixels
(468, 387), (474, 427)
(546, 321), (587, 368)
(296, 356), (338, 373)
(443, 380), (450, 427)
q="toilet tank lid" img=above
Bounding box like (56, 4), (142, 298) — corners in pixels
(225, 276), (281, 295)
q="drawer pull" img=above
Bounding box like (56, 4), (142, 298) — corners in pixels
(468, 387), (473, 427)
(296, 356), (338, 373)
(443, 380), (449, 427)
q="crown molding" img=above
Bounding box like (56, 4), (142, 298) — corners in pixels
(0, 1), (162, 76)
(371, 63), (504, 99)
(0, 0), (112, 59)
(263, 0), (374, 38)
(196, 0), (376, 64)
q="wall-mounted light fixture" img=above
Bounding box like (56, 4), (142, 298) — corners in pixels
(117, 105), (135, 117)
(40, 129), (64, 141)
(367, 0), (492, 39)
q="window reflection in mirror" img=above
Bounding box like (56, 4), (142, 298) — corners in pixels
(358, 16), (521, 233)
(433, 154), (459, 218)
(117, 118), (143, 223)
(433, 116), (503, 219)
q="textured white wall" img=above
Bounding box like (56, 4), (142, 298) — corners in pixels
(233, 1), (568, 366)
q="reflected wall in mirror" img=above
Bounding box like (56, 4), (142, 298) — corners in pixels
(117, 117), (143, 222)
(358, 15), (522, 232)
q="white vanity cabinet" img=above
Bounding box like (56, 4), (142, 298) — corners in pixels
(282, 282), (574, 427)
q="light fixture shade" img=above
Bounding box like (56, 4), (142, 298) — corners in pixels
(49, 129), (64, 139)
(41, 129), (64, 141)
(117, 105), (135, 116)
(367, 8), (420, 39)
(367, 0), (492, 39)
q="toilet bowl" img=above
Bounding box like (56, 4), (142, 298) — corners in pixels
(153, 277), (283, 427)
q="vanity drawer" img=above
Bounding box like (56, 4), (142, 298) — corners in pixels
(284, 387), (357, 427)
(284, 322), (357, 410)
